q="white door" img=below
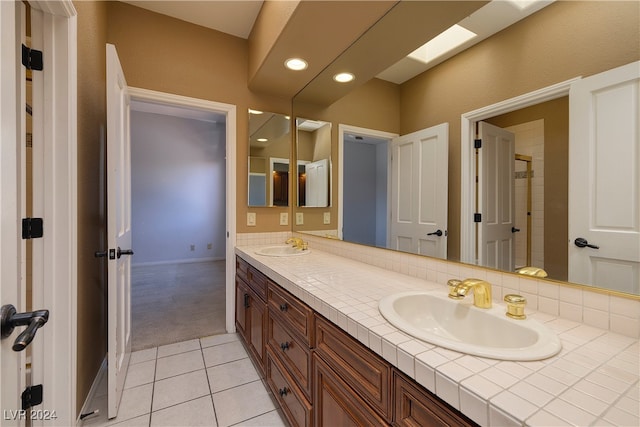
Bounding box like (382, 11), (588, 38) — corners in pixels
(569, 61), (640, 293)
(390, 123), (448, 258)
(1, 1), (27, 418)
(478, 122), (516, 271)
(106, 43), (132, 419)
(305, 158), (329, 207)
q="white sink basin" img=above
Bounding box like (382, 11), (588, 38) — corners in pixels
(255, 245), (311, 257)
(378, 291), (561, 361)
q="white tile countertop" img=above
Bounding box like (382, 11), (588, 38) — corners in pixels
(235, 245), (639, 427)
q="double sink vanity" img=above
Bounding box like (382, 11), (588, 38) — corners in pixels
(235, 238), (639, 426)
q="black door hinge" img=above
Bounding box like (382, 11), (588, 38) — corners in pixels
(22, 44), (43, 71)
(21, 384), (43, 410)
(474, 213), (482, 223)
(22, 218), (43, 239)
(474, 139), (482, 149)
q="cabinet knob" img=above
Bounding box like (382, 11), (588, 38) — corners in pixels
(279, 387), (289, 397)
(280, 341), (290, 351)
(280, 303), (288, 312)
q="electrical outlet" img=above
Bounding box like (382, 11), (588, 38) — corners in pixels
(247, 212), (256, 226)
(295, 212), (304, 225)
(190, 245), (195, 251)
(207, 243), (212, 250)
(323, 212), (331, 224)
(280, 212), (289, 226)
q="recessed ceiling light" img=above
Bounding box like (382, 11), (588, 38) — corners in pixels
(408, 24), (477, 65)
(248, 109), (263, 115)
(285, 58), (308, 71)
(333, 72), (355, 83)
(257, 138), (268, 142)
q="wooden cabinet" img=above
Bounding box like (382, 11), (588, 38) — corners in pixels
(236, 255), (479, 427)
(394, 371), (477, 427)
(314, 353), (388, 426)
(235, 257), (268, 374)
(266, 281), (314, 426)
(266, 348), (312, 427)
(315, 315), (392, 423)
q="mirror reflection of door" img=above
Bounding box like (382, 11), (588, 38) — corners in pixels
(476, 122), (516, 272)
(248, 110), (291, 207)
(389, 123), (449, 259)
(296, 118), (331, 207)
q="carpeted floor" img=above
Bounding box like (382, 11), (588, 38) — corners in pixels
(131, 260), (227, 351)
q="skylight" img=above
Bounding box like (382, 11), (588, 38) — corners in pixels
(408, 24), (477, 65)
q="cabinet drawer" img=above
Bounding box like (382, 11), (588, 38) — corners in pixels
(267, 314), (312, 399)
(236, 256), (250, 283)
(394, 371), (477, 427)
(268, 283), (314, 346)
(314, 353), (388, 427)
(266, 349), (312, 427)
(248, 266), (268, 301)
(315, 315), (391, 422)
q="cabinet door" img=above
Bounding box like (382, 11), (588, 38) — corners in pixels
(248, 289), (266, 373)
(235, 277), (249, 339)
(315, 315), (391, 421)
(314, 354), (388, 427)
(394, 371), (477, 427)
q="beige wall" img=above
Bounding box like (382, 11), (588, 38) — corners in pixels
(75, 0), (108, 414)
(399, 0), (640, 261)
(485, 97), (569, 280)
(105, 1), (292, 233)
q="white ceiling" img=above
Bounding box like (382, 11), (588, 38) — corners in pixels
(119, 0), (553, 85)
(120, 1), (263, 39)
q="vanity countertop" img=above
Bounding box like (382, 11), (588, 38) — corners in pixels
(235, 245), (639, 427)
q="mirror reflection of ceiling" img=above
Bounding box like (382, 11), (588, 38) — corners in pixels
(120, 1), (551, 100)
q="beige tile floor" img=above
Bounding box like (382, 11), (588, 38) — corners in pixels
(80, 334), (286, 427)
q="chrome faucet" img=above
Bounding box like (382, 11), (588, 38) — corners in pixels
(447, 278), (492, 309)
(285, 237), (307, 250)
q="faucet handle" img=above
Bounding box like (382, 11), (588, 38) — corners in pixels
(504, 294), (527, 319)
(447, 279), (463, 299)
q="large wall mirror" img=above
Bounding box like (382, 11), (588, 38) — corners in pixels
(291, 0), (640, 297)
(296, 118), (332, 208)
(248, 109), (291, 207)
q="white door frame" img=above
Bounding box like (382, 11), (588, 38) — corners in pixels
(460, 78), (580, 265)
(27, 1), (78, 425)
(338, 124), (397, 240)
(127, 87), (237, 333)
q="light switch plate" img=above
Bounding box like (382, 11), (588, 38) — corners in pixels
(323, 212), (331, 224)
(295, 212), (304, 225)
(247, 212), (256, 226)
(280, 212), (288, 226)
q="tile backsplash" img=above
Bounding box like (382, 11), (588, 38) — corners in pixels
(236, 232), (640, 338)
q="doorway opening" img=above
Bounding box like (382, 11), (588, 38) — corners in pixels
(129, 98), (228, 350)
(338, 124), (397, 243)
(460, 79), (577, 281)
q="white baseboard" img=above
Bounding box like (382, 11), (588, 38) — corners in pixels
(132, 256), (224, 267)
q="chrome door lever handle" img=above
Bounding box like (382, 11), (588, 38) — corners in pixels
(1, 304), (49, 352)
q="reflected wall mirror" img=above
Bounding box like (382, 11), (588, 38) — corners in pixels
(296, 118), (332, 208)
(248, 109), (291, 207)
(290, 0), (640, 296)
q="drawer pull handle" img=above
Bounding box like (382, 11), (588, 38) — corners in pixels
(279, 303), (288, 312)
(279, 387), (289, 397)
(244, 293), (250, 308)
(280, 341), (290, 351)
